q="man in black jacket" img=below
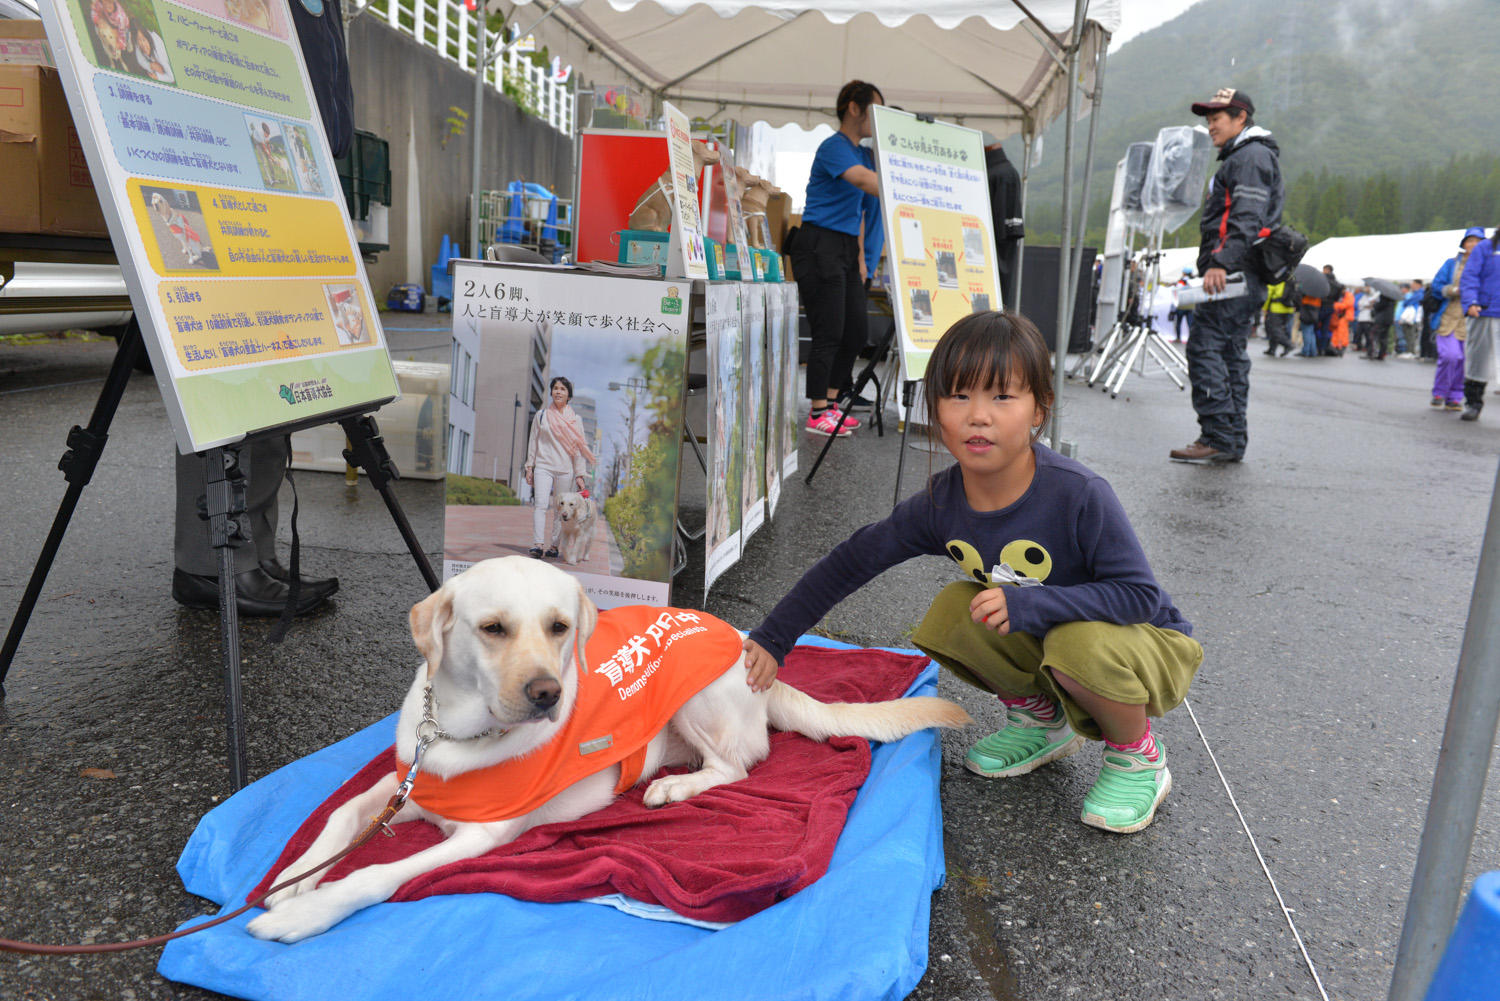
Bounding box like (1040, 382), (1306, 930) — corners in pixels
(1170, 88), (1283, 464)
(983, 133), (1024, 309)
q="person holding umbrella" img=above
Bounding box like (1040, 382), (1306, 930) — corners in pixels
(1364, 277), (1404, 361)
(1169, 88), (1283, 464)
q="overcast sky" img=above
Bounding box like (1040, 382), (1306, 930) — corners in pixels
(1110, 0), (1202, 50)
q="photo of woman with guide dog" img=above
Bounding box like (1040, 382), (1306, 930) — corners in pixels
(525, 376), (595, 561)
(443, 271), (690, 608)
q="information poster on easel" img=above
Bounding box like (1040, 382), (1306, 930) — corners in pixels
(764, 282), (785, 517)
(780, 283), (800, 478)
(663, 100), (710, 281)
(870, 106), (999, 380)
(35, 0), (398, 452)
(740, 282), (766, 539)
(704, 282), (744, 592)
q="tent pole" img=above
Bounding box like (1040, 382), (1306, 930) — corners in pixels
(468, 0), (486, 260)
(1065, 32), (1107, 339)
(1012, 118), (1031, 311)
(1050, 0), (1087, 451)
(1389, 458), (1500, 1001)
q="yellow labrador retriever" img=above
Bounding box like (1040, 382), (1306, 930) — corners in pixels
(247, 556), (968, 942)
(554, 491), (595, 565)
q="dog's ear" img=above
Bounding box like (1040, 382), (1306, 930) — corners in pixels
(410, 585), (455, 678)
(573, 582), (598, 676)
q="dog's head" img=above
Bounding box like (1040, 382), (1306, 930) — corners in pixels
(409, 557), (599, 729)
(556, 492), (588, 524)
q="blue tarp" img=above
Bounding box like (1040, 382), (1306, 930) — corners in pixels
(157, 637), (947, 1001)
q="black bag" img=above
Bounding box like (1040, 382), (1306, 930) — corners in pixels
(1247, 224), (1309, 284)
(782, 224), (801, 257)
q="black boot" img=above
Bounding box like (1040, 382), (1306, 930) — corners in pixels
(1462, 379), (1486, 421)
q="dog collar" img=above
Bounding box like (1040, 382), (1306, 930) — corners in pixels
(417, 684), (511, 745)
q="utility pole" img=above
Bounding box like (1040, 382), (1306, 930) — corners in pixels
(609, 377), (648, 482)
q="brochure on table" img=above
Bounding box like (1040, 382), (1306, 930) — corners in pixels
(870, 106), (1000, 381)
(36, 0), (397, 452)
(445, 262), (690, 609)
(662, 100), (709, 281)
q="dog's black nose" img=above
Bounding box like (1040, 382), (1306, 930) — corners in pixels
(525, 677), (561, 710)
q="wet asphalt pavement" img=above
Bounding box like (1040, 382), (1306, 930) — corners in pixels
(2, 317), (1498, 1001)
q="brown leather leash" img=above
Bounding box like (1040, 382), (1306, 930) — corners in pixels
(0, 792), (407, 956)
(0, 698), (478, 956)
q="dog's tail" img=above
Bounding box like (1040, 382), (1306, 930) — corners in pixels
(766, 681), (971, 744)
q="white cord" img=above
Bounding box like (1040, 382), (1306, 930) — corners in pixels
(1182, 696), (1332, 1001)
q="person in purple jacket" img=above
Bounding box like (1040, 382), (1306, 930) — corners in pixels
(742, 312), (1203, 834)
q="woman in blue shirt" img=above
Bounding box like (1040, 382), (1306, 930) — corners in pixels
(793, 79), (885, 437)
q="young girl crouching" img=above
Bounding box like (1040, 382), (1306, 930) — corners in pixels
(743, 311), (1203, 834)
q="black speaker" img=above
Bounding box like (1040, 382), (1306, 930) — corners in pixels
(1120, 142), (1154, 213)
(1016, 245), (1097, 354)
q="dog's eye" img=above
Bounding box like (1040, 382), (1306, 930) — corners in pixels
(482, 622), (507, 636)
(550, 620), (570, 635)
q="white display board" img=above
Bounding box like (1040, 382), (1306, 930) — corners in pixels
(36, 0), (398, 451)
(445, 262), (690, 610)
(869, 106), (1002, 380)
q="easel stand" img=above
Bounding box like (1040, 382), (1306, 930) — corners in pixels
(0, 332), (440, 789)
(804, 318), (896, 485)
(891, 381), (916, 507)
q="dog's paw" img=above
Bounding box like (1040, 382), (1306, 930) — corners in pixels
(643, 773), (706, 808)
(246, 889), (353, 943)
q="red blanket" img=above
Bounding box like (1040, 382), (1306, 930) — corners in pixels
(252, 646), (929, 923)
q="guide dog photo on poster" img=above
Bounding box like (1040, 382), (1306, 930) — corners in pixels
(445, 266), (690, 609)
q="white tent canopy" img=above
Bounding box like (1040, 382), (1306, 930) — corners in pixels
(505, 0), (1120, 140)
(1304, 230), (1468, 288)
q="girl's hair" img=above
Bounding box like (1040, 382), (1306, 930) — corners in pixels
(921, 311), (1054, 443)
(836, 80), (883, 122)
(549, 376), (573, 400)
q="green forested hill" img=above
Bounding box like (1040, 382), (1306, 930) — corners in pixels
(1020, 0), (1500, 245)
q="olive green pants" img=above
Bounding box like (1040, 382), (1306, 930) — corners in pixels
(910, 582), (1204, 740)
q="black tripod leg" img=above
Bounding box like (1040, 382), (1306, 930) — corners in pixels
(202, 446), (250, 789)
(0, 323), (144, 699)
(893, 381), (915, 510)
(340, 415), (441, 593)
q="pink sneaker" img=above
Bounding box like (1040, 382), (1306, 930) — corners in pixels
(826, 404), (861, 429)
(806, 408), (853, 436)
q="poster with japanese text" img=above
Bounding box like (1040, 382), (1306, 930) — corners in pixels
(870, 106), (1000, 380)
(704, 282), (744, 593)
(445, 263), (689, 610)
(764, 282), (785, 517)
(37, 0), (398, 451)
(662, 101), (709, 281)
(740, 282), (766, 539)
(781, 282), (801, 479)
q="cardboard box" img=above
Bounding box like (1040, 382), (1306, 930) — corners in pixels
(291, 361), (450, 480)
(0, 27), (109, 238)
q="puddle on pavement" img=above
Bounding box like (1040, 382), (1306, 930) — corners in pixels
(956, 877), (1023, 1000)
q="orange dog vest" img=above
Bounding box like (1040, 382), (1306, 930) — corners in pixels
(396, 606), (743, 823)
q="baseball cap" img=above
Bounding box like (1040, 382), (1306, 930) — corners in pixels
(1191, 87), (1255, 117)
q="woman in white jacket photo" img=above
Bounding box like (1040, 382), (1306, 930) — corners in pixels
(523, 376), (595, 558)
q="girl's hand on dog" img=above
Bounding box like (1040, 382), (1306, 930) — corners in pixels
(969, 587), (1011, 635)
(743, 638), (779, 692)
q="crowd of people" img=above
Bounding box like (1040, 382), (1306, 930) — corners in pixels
(1162, 227), (1499, 422)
